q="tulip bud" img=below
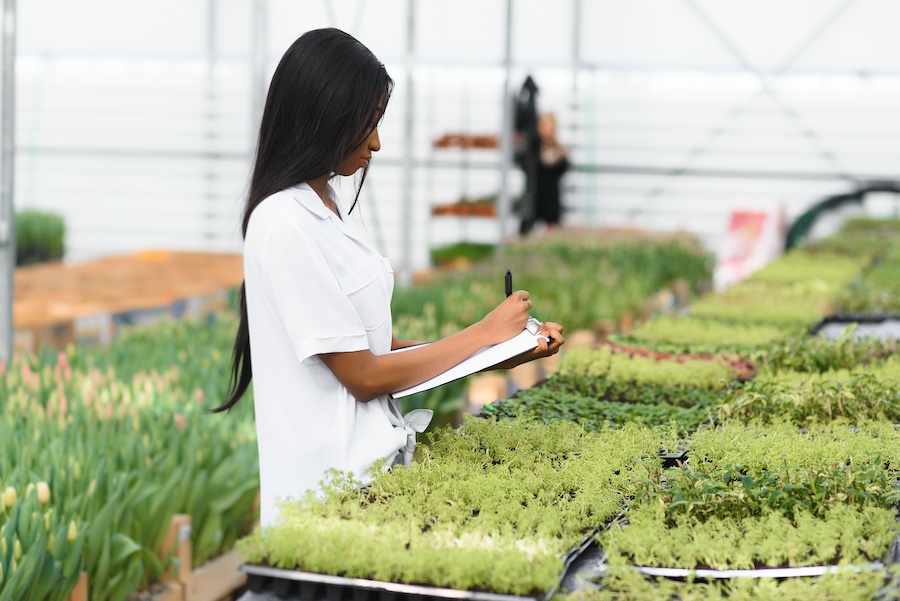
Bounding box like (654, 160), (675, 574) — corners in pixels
(25, 483), (35, 497)
(68, 521), (78, 543)
(2, 486), (16, 508)
(1, 537), (6, 556)
(14, 538), (21, 561)
(47, 533), (55, 553)
(37, 482), (50, 505)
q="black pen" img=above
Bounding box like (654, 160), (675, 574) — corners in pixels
(507, 269), (555, 344)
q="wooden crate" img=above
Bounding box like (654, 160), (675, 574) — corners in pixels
(160, 514), (193, 584)
(185, 550), (246, 601)
(67, 514), (245, 601)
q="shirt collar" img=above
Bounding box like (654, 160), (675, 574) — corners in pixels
(291, 182), (370, 246)
(292, 182), (343, 221)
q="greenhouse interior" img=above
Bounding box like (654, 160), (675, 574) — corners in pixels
(2, 1), (900, 600)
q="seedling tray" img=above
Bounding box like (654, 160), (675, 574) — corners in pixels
(809, 313), (900, 340)
(582, 519), (900, 584)
(239, 531), (598, 601)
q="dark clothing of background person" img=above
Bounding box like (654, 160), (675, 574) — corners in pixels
(515, 110), (569, 234)
(530, 151), (568, 228)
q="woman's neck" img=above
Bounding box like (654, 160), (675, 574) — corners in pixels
(307, 175), (341, 219)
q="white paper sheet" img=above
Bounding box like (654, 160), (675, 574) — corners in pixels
(390, 328), (544, 398)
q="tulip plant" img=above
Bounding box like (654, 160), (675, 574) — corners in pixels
(0, 320), (260, 601)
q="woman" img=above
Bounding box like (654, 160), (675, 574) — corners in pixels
(517, 110), (569, 235)
(214, 28), (564, 529)
(533, 112), (569, 228)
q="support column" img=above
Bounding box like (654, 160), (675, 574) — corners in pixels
(398, 0), (416, 287)
(497, 0), (514, 250)
(0, 0), (16, 363)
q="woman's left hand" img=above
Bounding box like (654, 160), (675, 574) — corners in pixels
(484, 321), (565, 372)
(532, 321), (565, 358)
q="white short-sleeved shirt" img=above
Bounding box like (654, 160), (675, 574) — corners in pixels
(243, 183), (409, 528)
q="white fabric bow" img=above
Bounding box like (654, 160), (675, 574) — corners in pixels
(385, 397), (433, 466)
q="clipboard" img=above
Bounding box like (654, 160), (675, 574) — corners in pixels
(390, 317), (547, 399)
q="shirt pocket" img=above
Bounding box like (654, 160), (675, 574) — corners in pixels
(338, 263), (387, 331)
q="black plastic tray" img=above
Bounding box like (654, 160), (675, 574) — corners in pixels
(809, 313), (900, 340)
(581, 516), (900, 585)
(239, 531), (598, 601)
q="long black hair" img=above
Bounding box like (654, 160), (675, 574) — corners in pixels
(212, 28), (394, 412)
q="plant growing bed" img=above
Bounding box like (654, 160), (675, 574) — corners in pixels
(240, 533), (594, 601)
(576, 421), (900, 599)
(689, 281), (842, 327)
(759, 329), (898, 373)
(391, 229), (713, 336)
(743, 250), (869, 287)
(624, 316), (800, 351)
(833, 247), (900, 314)
(688, 250), (870, 328)
(568, 565), (896, 601)
(482, 343), (755, 436)
(237, 419), (678, 598)
(799, 216), (900, 261)
(599, 341), (756, 381)
(558, 346), (739, 389)
(481, 375), (719, 437)
(717, 363), (900, 426)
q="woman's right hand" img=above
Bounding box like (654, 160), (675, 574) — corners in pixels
(479, 290), (533, 345)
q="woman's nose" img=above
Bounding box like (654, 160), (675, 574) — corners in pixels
(369, 128), (381, 152)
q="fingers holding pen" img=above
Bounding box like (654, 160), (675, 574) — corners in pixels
(511, 289), (533, 312)
(506, 290), (532, 322)
(482, 290), (532, 343)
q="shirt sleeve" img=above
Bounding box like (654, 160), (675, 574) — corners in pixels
(259, 220), (369, 365)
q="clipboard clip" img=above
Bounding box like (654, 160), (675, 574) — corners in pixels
(527, 316), (556, 343)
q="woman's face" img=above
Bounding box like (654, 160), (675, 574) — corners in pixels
(538, 114), (556, 140)
(337, 103), (385, 176)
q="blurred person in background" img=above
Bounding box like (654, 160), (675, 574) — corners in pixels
(513, 76), (569, 235)
(529, 112), (569, 233)
(212, 28), (565, 529)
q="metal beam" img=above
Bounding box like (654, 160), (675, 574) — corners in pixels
(681, 0), (856, 180)
(0, 0), (15, 363)
(250, 0), (268, 146)
(571, 0), (582, 91)
(629, 0), (859, 217)
(398, 0), (415, 287)
(496, 0), (514, 248)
